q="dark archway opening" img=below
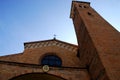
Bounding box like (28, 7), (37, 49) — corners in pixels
(9, 73), (66, 80)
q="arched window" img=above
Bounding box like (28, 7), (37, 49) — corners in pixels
(41, 55), (62, 67)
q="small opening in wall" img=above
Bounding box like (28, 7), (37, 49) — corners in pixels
(77, 49), (80, 58)
(79, 5), (88, 8)
(84, 6), (87, 8)
(79, 5), (82, 8)
(87, 12), (92, 16)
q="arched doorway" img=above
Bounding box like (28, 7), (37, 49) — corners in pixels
(9, 73), (66, 80)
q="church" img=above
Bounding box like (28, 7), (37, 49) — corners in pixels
(0, 1), (120, 80)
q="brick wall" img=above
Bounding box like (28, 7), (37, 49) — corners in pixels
(70, 1), (120, 80)
(0, 40), (90, 80)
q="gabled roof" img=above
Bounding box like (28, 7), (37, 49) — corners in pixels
(24, 39), (78, 52)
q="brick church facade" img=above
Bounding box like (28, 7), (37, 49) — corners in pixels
(0, 1), (120, 80)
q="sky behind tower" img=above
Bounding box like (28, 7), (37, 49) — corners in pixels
(0, 0), (120, 56)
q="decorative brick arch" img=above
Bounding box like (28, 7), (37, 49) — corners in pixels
(0, 60), (90, 80)
(9, 73), (66, 80)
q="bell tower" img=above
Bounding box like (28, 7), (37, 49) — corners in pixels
(70, 1), (120, 80)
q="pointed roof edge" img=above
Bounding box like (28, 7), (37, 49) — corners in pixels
(24, 39), (78, 47)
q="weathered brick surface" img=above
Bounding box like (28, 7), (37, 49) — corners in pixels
(23, 46), (79, 66)
(1, 1), (119, 80)
(0, 40), (80, 67)
(70, 1), (120, 80)
(0, 39), (90, 80)
(0, 63), (90, 80)
(0, 53), (23, 62)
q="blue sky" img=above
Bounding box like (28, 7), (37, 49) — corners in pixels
(0, 0), (120, 56)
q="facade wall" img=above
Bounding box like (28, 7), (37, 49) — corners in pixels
(0, 40), (90, 80)
(20, 45), (80, 67)
(0, 63), (90, 80)
(0, 53), (23, 62)
(0, 44), (80, 67)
